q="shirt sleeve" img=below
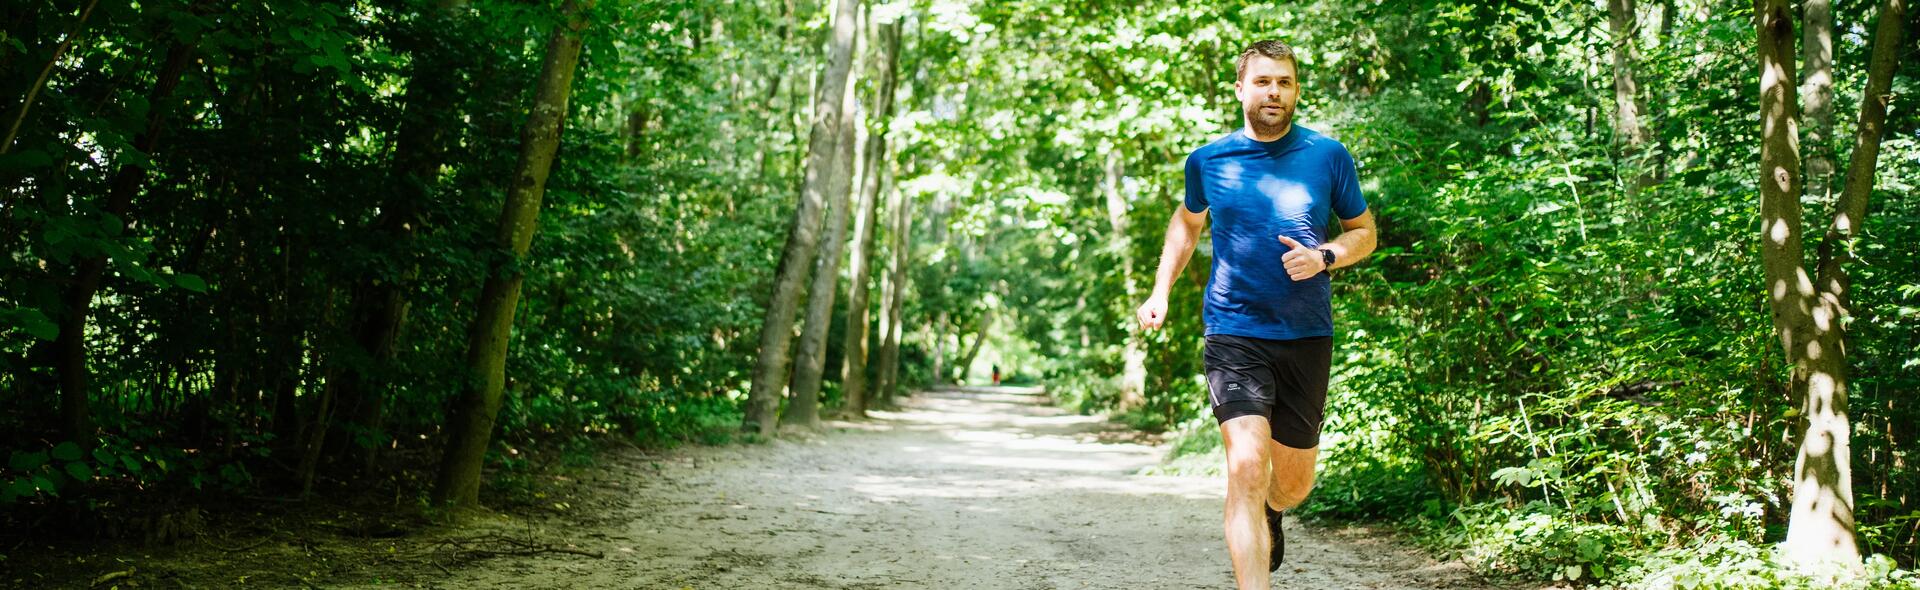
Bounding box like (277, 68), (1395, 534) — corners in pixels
(1330, 147), (1368, 220)
(1183, 153), (1208, 213)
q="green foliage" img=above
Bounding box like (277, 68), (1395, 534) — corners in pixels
(1439, 501), (1650, 583)
(1614, 541), (1920, 590)
(0, 0), (803, 524)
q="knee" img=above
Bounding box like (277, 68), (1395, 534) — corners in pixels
(1270, 473), (1315, 509)
(1225, 451), (1269, 494)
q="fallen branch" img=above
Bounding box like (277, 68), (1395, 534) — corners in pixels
(89, 569), (134, 588)
(213, 536), (278, 553)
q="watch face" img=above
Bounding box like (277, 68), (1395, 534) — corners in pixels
(1321, 249), (1335, 266)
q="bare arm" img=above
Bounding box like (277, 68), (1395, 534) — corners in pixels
(1324, 209), (1378, 269)
(1137, 205), (1207, 330)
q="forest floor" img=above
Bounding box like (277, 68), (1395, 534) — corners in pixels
(11, 386), (1531, 589)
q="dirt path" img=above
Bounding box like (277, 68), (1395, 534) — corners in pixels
(338, 386), (1508, 590)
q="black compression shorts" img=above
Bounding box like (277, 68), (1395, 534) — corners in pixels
(1203, 333), (1333, 450)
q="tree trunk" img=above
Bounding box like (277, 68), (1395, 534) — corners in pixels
(297, 287), (342, 497)
(930, 312), (948, 386)
(431, 0), (592, 509)
(837, 19), (901, 420)
(54, 34), (199, 448)
(1103, 150), (1146, 410)
(954, 308), (992, 383)
(784, 34), (863, 429)
(871, 268), (895, 404)
(1607, 0), (1656, 195)
(1779, 0), (1903, 565)
(876, 181), (912, 404)
(329, 0), (470, 472)
(742, 0), (861, 437)
(1757, 0), (1894, 565)
(1799, 0), (1834, 206)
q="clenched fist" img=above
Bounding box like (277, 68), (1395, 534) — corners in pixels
(1277, 235), (1327, 281)
(1136, 295), (1168, 330)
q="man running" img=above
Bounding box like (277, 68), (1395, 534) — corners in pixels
(1136, 39), (1377, 589)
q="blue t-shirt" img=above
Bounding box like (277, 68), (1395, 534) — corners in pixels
(1184, 126), (1368, 341)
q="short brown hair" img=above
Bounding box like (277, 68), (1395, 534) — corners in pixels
(1235, 40), (1299, 81)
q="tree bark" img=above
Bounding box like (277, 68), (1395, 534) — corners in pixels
(784, 22), (864, 429)
(876, 182), (912, 404)
(1103, 150), (1146, 409)
(742, 0), (861, 437)
(54, 33), (199, 448)
(1607, 0), (1656, 194)
(1756, 0), (1901, 565)
(837, 19), (901, 420)
(1784, 0), (1902, 565)
(871, 270), (895, 403)
(431, 0), (592, 509)
(1799, 0), (1835, 206)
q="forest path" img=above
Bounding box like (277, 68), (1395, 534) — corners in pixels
(348, 385), (1513, 589)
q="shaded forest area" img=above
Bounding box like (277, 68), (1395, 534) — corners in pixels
(2, 0), (1918, 587)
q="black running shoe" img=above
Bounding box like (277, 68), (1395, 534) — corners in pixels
(1266, 504), (1285, 571)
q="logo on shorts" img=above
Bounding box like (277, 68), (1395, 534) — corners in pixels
(1226, 383), (1241, 391)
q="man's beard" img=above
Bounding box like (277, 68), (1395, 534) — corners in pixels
(1245, 102), (1293, 138)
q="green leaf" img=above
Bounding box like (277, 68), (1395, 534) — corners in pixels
(51, 442), (82, 462)
(7, 308), (58, 341)
(174, 273), (208, 293)
(63, 462), (92, 482)
(0, 149), (52, 171)
(31, 475), (59, 496)
(5, 478), (34, 499)
(8, 451), (47, 472)
(1490, 465), (1537, 487)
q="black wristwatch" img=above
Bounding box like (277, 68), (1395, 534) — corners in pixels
(1318, 248), (1336, 270)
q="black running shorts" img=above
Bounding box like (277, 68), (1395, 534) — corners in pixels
(1203, 333), (1333, 450)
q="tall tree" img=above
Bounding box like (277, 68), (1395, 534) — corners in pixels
(837, 18), (902, 419)
(743, 0), (861, 436)
(1757, 0), (1906, 565)
(432, 0), (593, 509)
(53, 21), (204, 447)
(785, 6), (866, 429)
(874, 183), (912, 404)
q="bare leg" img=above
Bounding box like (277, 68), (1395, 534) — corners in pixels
(1222, 416), (1272, 590)
(1268, 441), (1319, 511)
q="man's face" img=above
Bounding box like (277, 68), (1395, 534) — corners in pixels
(1235, 55), (1299, 135)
